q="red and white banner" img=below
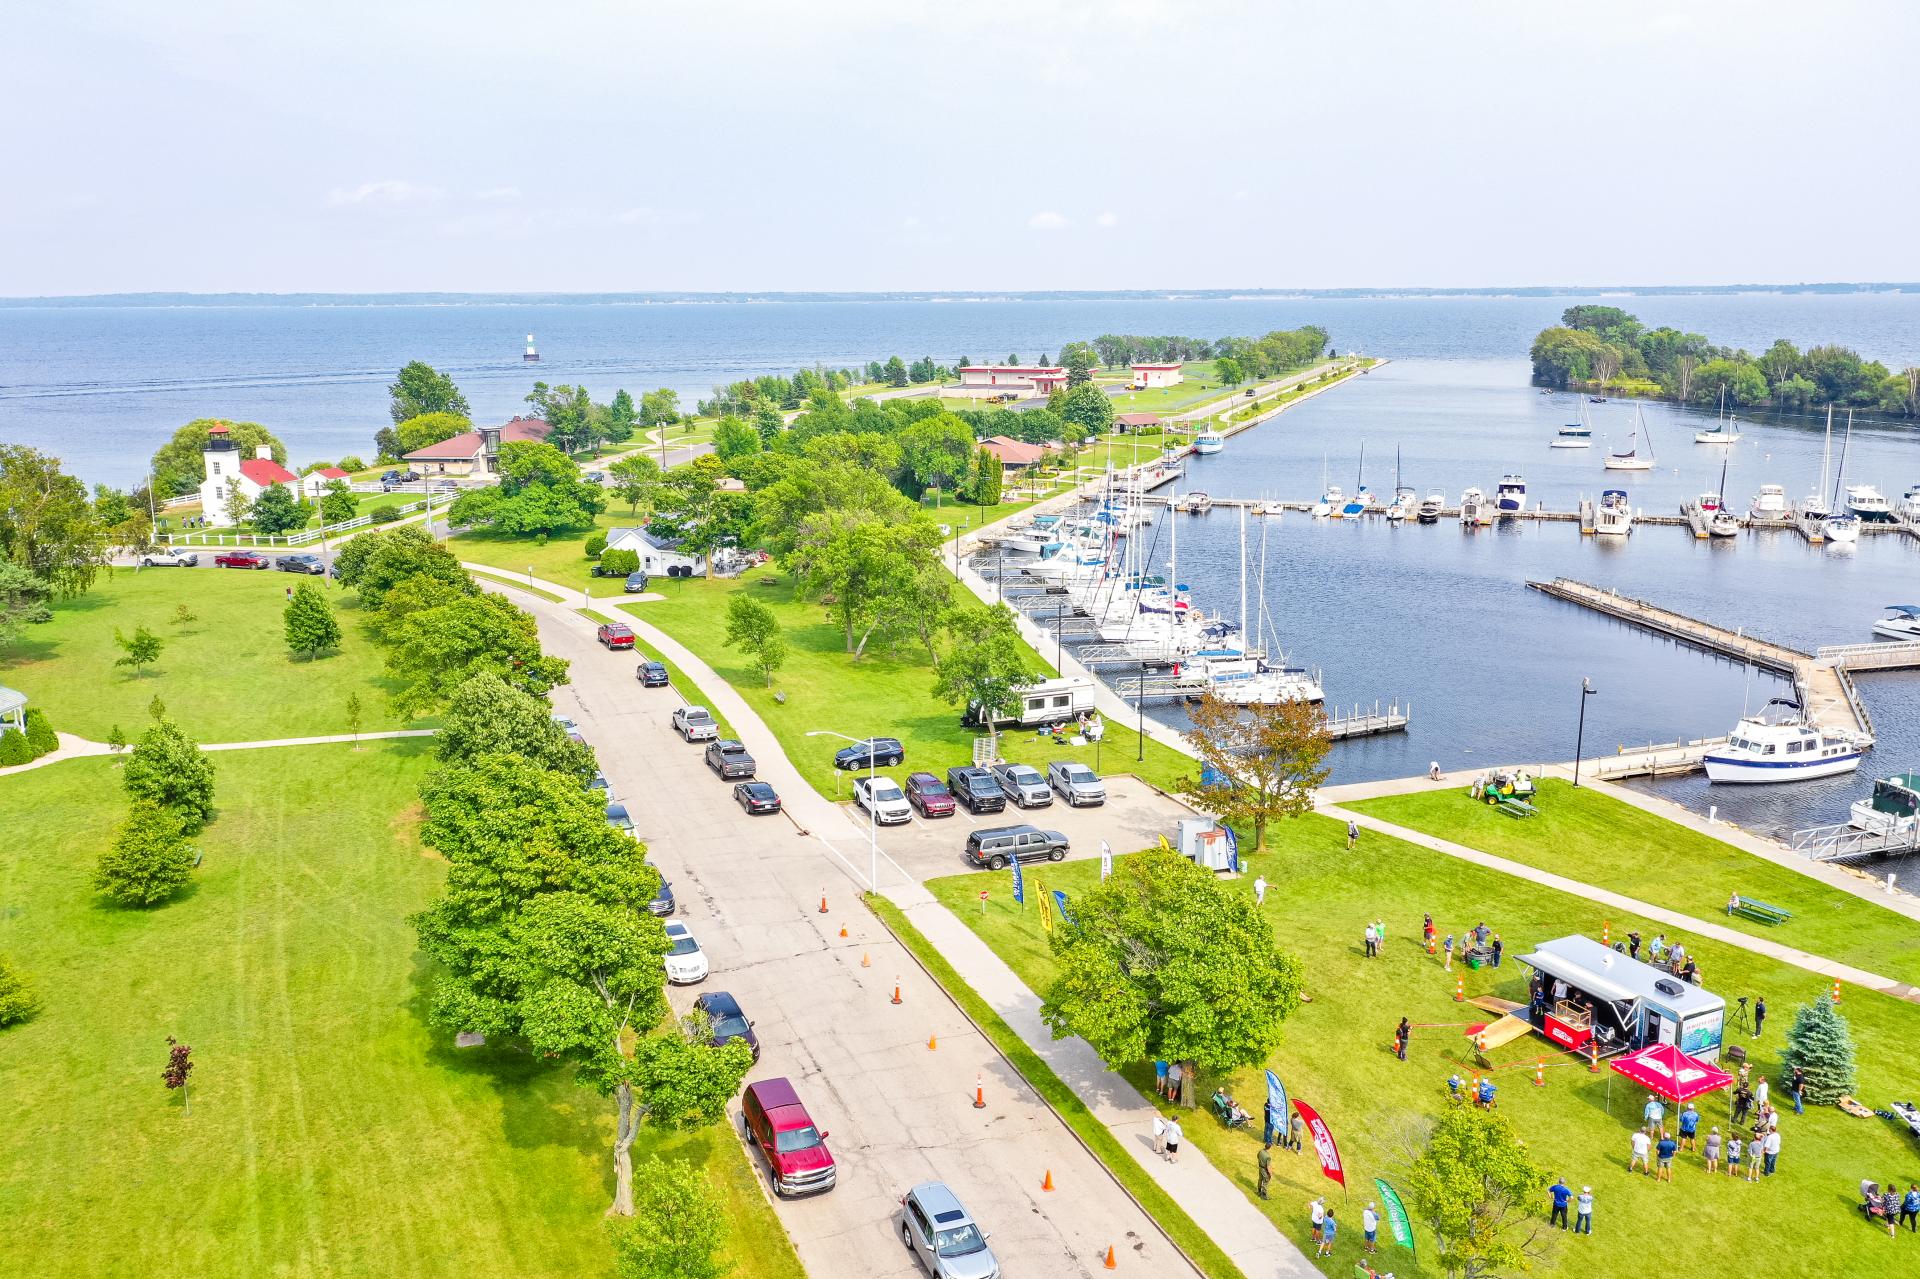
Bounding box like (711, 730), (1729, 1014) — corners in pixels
(1293, 1098), (1345, 1189)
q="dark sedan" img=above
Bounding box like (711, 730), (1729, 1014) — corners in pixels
(636, 661), (670, 688)
(274, 553), (326, 574)
(693, 990), (760, 1061)
(647, 873), (676, 917)
(733, 781), (781, 815)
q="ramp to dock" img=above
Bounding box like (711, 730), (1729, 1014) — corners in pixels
(1467, 1014), (1534, 1051)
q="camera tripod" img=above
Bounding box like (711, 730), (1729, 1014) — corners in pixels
(1731, 997), (1751, 1034)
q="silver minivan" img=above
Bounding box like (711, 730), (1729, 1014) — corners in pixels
(899, 1182), (999, 1279)
(989, 762), (1052, 808)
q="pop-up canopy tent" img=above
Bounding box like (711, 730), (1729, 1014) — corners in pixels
(1518, 935), (1727, 1062)
(1609, 1042), (1734, 1104)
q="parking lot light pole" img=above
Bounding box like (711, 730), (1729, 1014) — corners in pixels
(807, 729), (878, 892)
(1572, 678), (1598, 788)
(1137, 662), (1147, 762)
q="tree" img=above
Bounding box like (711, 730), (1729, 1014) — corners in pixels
(930, 604), (1030, 758)
(724, 594), (787, 686)
(884, 356), (910, 387)
(319, 481), (359, 524)
(1061, 342), (1099, 387)
(448, 441), (607, 537)
(388, 361), (470, 424)
(284, 582), (342, 659)
(249, 484), (306, 535)
(123, 717), (216, 833)
(345, 692), (363, 747)
(94, 798), (195, 906)
(386, 591), (569, 714)
(24, 708), (56, 757)
(435, 672), (595, 780)
(792, 513), (942, 658)
(0, 445), (108, 598)
(0, 562), (54, 647)
(107, 724), (128, 754)
(162, 1037), (195, 1114)
(0, 955), (42, 1028)
(898, 414), (976, 498)
(114, 626), (165, 677)
(336, 525), (474, 611)
(1215, 356), (1244, 386)
(1053, 382), (1114, 436)
(712, 418), (761, 461)
(1040, 845), (1302, 1095)
(395, 411), (473, 457)
(1181, 693), (1330, 852)
(1690, 358), (1769, 408)
(1528, 326), (1611, 389)
(1403, 1107), (1549, 1279)
(223, 488), (252, 528)
(639, 388), (681, 429)
(607, 389), (637, 442)
(609, 1159), (731, 1279)
(1780, 993), (1856, 1104)
(525, 383), (599, 453)
(149, 419), (285, 498)
(969, 449), (1003, 507)
(608, 456), (662, 516)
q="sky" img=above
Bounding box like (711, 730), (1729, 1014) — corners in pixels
(5, 0), (1918, 295)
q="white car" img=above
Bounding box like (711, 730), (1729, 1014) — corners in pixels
(139, 548), (198, 568)
(852, 775), (914, 825)
(663, 921), (709, 984)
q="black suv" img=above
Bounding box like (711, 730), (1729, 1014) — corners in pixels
(945, 766), (1007, 815)
(965, 824), (1069, 870)
(833, 736), (904, 770)
(636, 661), (670, 687)
(705, 739), (756, 779)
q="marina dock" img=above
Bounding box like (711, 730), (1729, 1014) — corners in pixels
(1526, 577), (1920, 747)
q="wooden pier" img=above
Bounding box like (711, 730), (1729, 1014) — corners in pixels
(1322, 701), (1411, 740)
(1526, 577), (1920, 746)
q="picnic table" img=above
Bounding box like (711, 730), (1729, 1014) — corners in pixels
(1729, 895), (1792, 926)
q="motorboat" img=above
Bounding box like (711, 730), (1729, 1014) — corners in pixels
(1899, 484), (1920, 523)
(1552, 427), (1592, 449)
(1872, 604), (1920, 641)
(1416, 492), (1444, 524)
(1254, 500), (1287, 517)
(1702, 701), (1864, 784)
(1695, 387), (1741, 444)
(998, 513), (1066, 552)
(1708, 509), (1741, 538)
(1589, 395), (1608, 403)
(1193, 431), (1226, 456)
(1495, 474), (1526, 513)
(1593, 489), (1632, 536)
(1341, 486), (1373, 518)
(1846, 483), (1895, 523)
(1604, 405), (1657, 470)
(1849, 772), (1920, 838)
(1748, 484), (1789, 522)
(1459, 487), (1492, 527)
(1177, 491), (1213, 514)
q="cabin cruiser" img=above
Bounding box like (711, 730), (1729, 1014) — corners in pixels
(1193, 431), (1226, 456)
(1899, 484), (1920, 523)
(1416, 492), (1444, 524)
(1192, 650), (1325, 706)
(1459, 488), (1492, 527)
(1846, 483), (1895, 522)
(1702, 701), (1863, 784)
(1593, 489), (1632, 537)
(1495, 475), (1526, 513)
(1177, 491), (1213, 514)
(997, 513), (1066, 553)
(1748, 485), (1789, 522)
(1872, 604), (1920, 641)
(1849, 772), (1920, 838)
(1254, 500), (1287, 517)
(1552, 427), (1592, 449)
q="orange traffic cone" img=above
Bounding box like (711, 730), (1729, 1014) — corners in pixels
(1426, 935), (1436, 955)
(1042, 1169), (1055, 1192)
(928, 1034), (937, 1051)
(818, 892), (829, 914)
(861, 952), (871, 968)
(1103, 1243), (1117, 1270)
(892, 977), (903, 1006)
(1454, 976), (1464, 1002)
(1832, 979), (1842, 1005)
(1602, 919), (1610, 945)
(1534, 1059), (1545, 1087)
(839, 924), (848, 939)
(974, 1073), (987, 1109)
(1588, 1043), (1599, 1074)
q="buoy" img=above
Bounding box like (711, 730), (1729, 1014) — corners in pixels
(839, 924), (848, 939)
(974, 1073), (987, 1109)
(1454, 977), (1464, 1002)
(892, 977), (903, 1006)
(1042, 1169), (1055, 1192)
(1534, 1059), (1545, 1087)
(928, 1034), (937, 1051)
(818, 892), (829, 915)
(861, 952), (871, 968)
(1103, 1244), (1117, 1270)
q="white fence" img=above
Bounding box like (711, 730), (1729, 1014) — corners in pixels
(163, 499), (432, 548)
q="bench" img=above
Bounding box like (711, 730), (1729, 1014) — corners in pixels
(1494, 797), (1537, 819)
(1729, 895), (1792, 926)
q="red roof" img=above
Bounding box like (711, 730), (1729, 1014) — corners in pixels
(315, 466), (350, 478)
(961, 366), (1068, 376)
(402, 417), (551, 461)
(207, 423), (231, 434)
(1116, 412), (1162, 426)
(980, 435), (1049, 465)
(239, 457), (299, 487)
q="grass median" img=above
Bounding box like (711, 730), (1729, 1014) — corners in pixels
(865, 893), (1248, 1279)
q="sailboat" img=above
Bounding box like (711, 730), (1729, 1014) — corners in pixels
(1708, 458), (1740, 537)
(1826, 408), (1861, 543)
(1695, 386), (1743, 444)
(1796, 406), (1836, 542)
(1385, 446), (1417, 521)
(1340, 444), (1373, 517)
(1603, 405), (1656, 471)
(1554, 400), (1594, 447)
(1314, 455), (1340, 518)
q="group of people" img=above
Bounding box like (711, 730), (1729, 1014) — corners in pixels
(1622, 929), (1705, 986)
(1629, 1094), (1786, 1181)
(1362, 917), (1387, 957)
(1861, 1180), (1920, 1235)
(1427, 915), (1501, 970)
(1546, 1178), (1596, 1233)
(1307, 1196), (1392, 1266)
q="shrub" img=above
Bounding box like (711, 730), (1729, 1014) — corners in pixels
(370, 506), (402, 525)
(337, 455), (366, 472)
(123, 718), (217, 834)
(600, 548), (640, 576)
(0, 730), (31, 766)
(95, 799), (195, 907)
(585, 532), (608, 558)
(24, 707), (57, 757)
(0, 956), (42, 1028)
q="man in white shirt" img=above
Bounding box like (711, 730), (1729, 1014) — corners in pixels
(1629, 1128), (1652, 1175)
(1253, 875), (1267, 906)
(1362, 1202), (1381, 1253)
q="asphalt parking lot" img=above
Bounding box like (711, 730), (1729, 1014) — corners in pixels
(831, 771), (1203, 882)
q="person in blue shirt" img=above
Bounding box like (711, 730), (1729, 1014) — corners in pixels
(1548, 1177), (1572, 1229)
(1676, 1102), (1700, 1151)
(1655, 1131), (1678, 1182)
(1477, 1077), (1497, 1108)
(1642, 1094), (1665, 1134)
(1901, 1183), (1920, 1232)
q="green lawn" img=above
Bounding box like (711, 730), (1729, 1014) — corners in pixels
(1348, 780), (1920, 987)
(1, 569), (419, 743)
(453, 510), (641, 595)
(0, 746), (800, 1279)
(622, 570), (1199, 801)
(924, 814), (1920, 1279)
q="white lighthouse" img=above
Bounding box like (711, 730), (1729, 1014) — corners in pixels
(523, 333), (540, 362)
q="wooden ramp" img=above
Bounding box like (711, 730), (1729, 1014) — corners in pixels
(1466, 1014), (1534, 1052)
(1467, 995), (1525, 1015)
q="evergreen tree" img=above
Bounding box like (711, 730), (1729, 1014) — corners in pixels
(95, 799), (195, 907)
(1780, 994), (1857, 1104)
(284, 581), (343, 659)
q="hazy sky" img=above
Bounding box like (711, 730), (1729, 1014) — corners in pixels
(6, 0), (1917, 295)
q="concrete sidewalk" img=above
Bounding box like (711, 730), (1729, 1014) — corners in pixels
(0, 729), (434, 780)
(1325, 802), (1920, 1003)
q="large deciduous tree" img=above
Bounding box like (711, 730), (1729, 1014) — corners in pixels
(723, 594), (787, 686)
(335, 525), (475, 612)
(1041, 846), (1302, 1098)
(525, 383), (599, 453)
(0, 445), (108, 598)
(283, 582), (342, 659)
(1181, 693), (1330, 853)
(1403, 1107), (1549, 1279)
(149, 420), (286, 499)
(448, 440), (607, 537)
(395, 411), (474, 456)
(385, 591), (568, 715)
(248, 484), (307, 535)
(388, 361), (471, 425)
(435, 672), (595, 781)
(607, 456), (661, 516)
(1053, 382), (1115, 436)
(94, 799), (195, 907)
(930, 604), (1031, 758)
(791, 512), (942, 659)
(122, 718), (216, 834)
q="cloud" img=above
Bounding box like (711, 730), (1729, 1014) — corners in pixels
(610, 206), (697, 229)
(1027, 211), (1072, 231)
(326, 180), (443, 208)
(475, 185), (523, 202)
(1095, 211), (1119, 228)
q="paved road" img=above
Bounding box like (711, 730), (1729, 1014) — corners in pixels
(506, 582), (1197, 1278)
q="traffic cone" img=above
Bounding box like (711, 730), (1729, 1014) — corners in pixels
(928, 1034), (937, 1051)
(1832, 979), (1841, 1005)
(974, 1073), (987, 1109)
(1426, 935), (1435, 955)
(839, 924), (848, 939)
(818, 892), (829, 914)
(1454, 976), (1464, 1002)
(1103, 1243), (1117, 1269)
(1602, 920), (1611, 946)
(1534, 1059), (1545, 1087)
(1042, 1169), (1055, 1192)
(1588, 1043), (1599, 1074)
(860, 951), (871, 968)
(892, 977), (903, 1006)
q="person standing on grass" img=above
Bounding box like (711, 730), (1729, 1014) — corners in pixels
(1362, 1201), (1380, 1253)
(1732, 1083), (1753, 1126)
(1289, 1110), (1304, 1153)
(1762, 1126), (1780, 1176)
(1789, 1065), (1807, 1116)
(1167, 1060), (1183, 1103)
(1575, 1186), (1594, 1235)
(1643, 1093), (1665, 1136)
(1656, 1131), (1677, 1182)
(1704, 1126), (1722, 1173)
(1317, 1208), (1337, 1258)
(1745, 1135), (1763, 1182)
(1363, 921), (1377, 958)
(1883, 1183), (1903, 1238)
(1164, 1115), (1183, 1164)
(1548, 1177), (1572, 1229)
(1444, 933), (1455, 971)
(1253, 874), (1267, 907)
(1629, 1128), (1651, 1175)
(1423, 912), (1435, 945)
(1677, 1103), (1700, 1152)
(1310, 1195), (1326, 1241)
(1154, 1060), (1168, 1099)
(1263, 1098), (1280, 1147)
(1753, 995), (1767, 1038)
(1491, 934), (1504, 968)
(1347, 819), (1359, 850)
(1628, 930), (1642, 961)
(1900, 1183), (1920, 1232)
(1256, 1142), (1272, 1200)
(1395, 1017), (1410, 1062)
(1726, 1134), (1743, 1178)
(1374, 918), (1385, 950)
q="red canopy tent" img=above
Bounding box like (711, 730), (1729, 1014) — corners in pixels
(1608, 1042), (1734, 1104)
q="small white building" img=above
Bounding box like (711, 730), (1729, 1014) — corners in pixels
(198, 424), (302, 526)
(301, 467), (352, 499)
(1131, 362), (1183, 389)
(955, 365), (1070, 399)
(606, 527), (707, 578)
(0, 685), (26, 736)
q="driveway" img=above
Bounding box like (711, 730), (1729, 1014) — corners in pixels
(513, 584), (1198, 1277)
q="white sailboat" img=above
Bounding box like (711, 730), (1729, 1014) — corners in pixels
(1553, 402), (1593, 448)
(1826, 407), (1862, 543)
(1340, 444), (1372, 517)
(1695, 386), (1742, 444)
(1386, 446), (1416, 521)
(1603, 404), (1656, 471)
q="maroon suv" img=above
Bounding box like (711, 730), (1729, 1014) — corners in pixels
(905, 771), (955, 818)
(741, 1077), (835, 1197)
(596, 623), (636, 650)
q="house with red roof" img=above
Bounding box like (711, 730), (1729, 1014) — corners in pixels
(196, 424), (303, 526)
(402, 416), (552, 477)
(978, 435), (1054, 471)
(301, 466), (353, 499)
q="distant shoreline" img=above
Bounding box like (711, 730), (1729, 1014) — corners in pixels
(6, 283), (1920, 309)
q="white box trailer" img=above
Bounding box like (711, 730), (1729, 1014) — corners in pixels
(971, 677), (1099, 729)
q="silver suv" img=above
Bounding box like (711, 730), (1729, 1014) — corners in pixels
(899, 1182), (999, 1279)
(989, 763), (1052, 808)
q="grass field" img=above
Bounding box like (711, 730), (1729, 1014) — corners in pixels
(0, 745), (801, 1279)
(923, 813), (1920, 1279)
(0, 569), (419, 742)
(622, 569), (1200, 800)
(1349, 780), (1920, 986)
(454, 511), (641, 594)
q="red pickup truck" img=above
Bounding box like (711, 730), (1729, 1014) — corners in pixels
(596, 623), (636, 650)
(213, 550), (271, 569)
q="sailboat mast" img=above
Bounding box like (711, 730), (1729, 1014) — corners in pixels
(1833, 409), (1853, 507)
(1819, 404), (1832, 499)
(1355, 442), (1365, 490)
(1238, 503), (1247, 642)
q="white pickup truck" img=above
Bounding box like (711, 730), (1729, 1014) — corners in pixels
(672, 705), (719, 742)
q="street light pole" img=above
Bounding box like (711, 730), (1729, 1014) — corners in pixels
(1137, 662), (1147, 762)
(806, 729), (879, 892)
(1572, 677), (1598, 787)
